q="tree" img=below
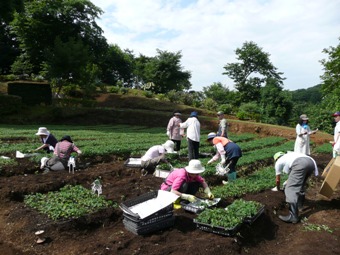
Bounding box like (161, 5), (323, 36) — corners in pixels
(223, 41), (285, 104)
(320, 37), (340, 110)
(0, 0), (24, 73)
(135, 49), (192, 93)
(10, 0), (107, 74)
(100, 44), (135, 86)
(203, 82), (231, 105)
(260, 78), (292, 125)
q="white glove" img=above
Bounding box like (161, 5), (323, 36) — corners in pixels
(220, 154), (226, 165)
(207, 159), (214, 165)
(166, 131), (170, 137)
(181, 193), (197, 203)
(271, 186), (278, 192)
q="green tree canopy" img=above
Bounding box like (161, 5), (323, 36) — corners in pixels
(223, 41), (285, 104)
(10, 0), (107, 74)
(320, 37), (340, 110)
(135, 49), (192, 93)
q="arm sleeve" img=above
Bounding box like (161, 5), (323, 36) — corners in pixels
(215, 143), (226, 155)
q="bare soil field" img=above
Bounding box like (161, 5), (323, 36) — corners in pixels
(0, 150), (339, 255)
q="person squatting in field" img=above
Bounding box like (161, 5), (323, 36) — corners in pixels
(206, 132), (242, 184)
(160, 159), (214, 209)
(272, 151), (318, 223)
(40, 135), (82, 173)
(141, 140), (175, 175)
(33, 127), (58, 153)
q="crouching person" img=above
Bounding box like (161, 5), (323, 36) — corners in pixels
(206, 132), (242, 184)
(141, 140), (175, 175)
(273, 151), (318, 223)
(160, 159), (214, 209)
(40, 135), (82, 173)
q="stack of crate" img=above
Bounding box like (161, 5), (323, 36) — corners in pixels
(120, 191), (176, 235)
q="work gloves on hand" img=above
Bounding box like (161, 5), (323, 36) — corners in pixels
(204, 187), (214, 199)
(181, 193), (197, 203)
(166, 131), (170, 137)
(220, 154), (226, 165)
(207, 159), (214, 165)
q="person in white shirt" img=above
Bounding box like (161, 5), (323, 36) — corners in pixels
(141, 140), (175, 175)
(179, 111), (200, 160)
(272, 151), (318, 223)
(293, 114), (317, 155)
(217, 111), (228, 138)
(332, 111), (340, 156)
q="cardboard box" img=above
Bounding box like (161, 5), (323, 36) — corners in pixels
(319, 156), (340, 198)
(321, 157), (336, 178)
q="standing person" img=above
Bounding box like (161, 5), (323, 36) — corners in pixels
(332, 111), (340, 156)
(40, 135), (82, 172)
(180, 111), (200, 160)
(33, 127), (58, 153)
(293, 114), (318, 155)
(206, 132), (242, 184)
(217, 111), (228, 138)
(272, 151), (318, 223)
(166, 110), (184, 152)
(160, 159), (214, 204)
(141, 140), (175, 175)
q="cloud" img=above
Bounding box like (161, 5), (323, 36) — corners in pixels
(91, 0), (340, 91)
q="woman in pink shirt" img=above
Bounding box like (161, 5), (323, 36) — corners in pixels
(160, 159), (214, 203)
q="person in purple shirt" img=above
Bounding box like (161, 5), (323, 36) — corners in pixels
(160, 159), (214, 203)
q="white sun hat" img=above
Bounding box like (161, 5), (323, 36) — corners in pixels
(185, 159), (205, 174)
(162, 140), (175, 153)
(35, 127), (50, 136)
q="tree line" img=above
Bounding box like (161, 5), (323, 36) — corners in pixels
(0, 0), (339, 132)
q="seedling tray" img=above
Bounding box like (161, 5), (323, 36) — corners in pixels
(123, 216), (175, 235)
(243, 205), (265, 224)
(181, 198), (221, 214)
(124, 158), (142, 168)
(193, 219), (242, 237)
(120, 191), (173, 220)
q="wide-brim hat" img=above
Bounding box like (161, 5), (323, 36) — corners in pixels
(162, 140), (175, 153)
(207, 132), (216, 140)
(173, 110), (181, 116)
(35, 127), (50, 136)
(300, 114), (309, 120)
(185, 159), (205, 174)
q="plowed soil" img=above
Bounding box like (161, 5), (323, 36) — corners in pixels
(0, 150), (339, 255)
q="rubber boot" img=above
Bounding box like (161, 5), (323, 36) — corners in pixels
(227, 172), (237, 181)
(279, 203), (299, 223)
(297, 193), (305, 211)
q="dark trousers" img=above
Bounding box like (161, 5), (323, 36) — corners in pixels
(171, 139), (181, 151)
(188, 138), (199, 160)
(165, 181), (201, 196)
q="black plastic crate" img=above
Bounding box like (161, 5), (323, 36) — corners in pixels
(120, 191), (174, 221)
(123, 216), (176, 235)
(243, 205), (265, 224)
(193, 219), (242, 237)
(123, 211), (173, 227)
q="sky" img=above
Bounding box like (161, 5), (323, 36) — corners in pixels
(90, 0), (340, 92)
